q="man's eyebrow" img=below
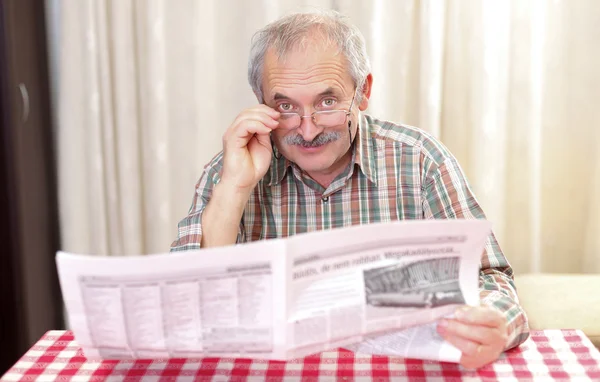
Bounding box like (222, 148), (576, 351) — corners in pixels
(318, 87), (338, 97)
(273, 92), (291, 101)
(272, 88), (341, 102)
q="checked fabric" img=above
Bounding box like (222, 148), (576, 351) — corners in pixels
(2, 329), (600, 381)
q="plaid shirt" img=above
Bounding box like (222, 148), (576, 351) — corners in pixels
(171, 114), (530, 350)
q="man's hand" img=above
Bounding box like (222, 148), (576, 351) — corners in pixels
(200, 105), (279, 248)
(221, 105), (280, 192)
(436, 305), (508, 369)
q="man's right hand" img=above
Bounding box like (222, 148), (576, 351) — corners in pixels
(220, 105), (280, 192)
(200, 105), (280, 248)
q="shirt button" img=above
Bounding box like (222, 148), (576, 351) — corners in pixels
(322, 196), (329, 203)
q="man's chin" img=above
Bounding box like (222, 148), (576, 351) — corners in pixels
(292, 156), (334, 175)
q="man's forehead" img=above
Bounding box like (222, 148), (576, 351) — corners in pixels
(267, 80), (349, 102)
(262, 48), (353, 100)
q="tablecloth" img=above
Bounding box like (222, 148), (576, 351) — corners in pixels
(3, 329), (600, 381)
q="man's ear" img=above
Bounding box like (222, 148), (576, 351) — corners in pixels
(358, 73), (373, 111)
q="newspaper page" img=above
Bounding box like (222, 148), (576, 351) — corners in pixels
(56, 239), (288, 360)
(284, 219), (491, 362)
(56, 219), (491, 362)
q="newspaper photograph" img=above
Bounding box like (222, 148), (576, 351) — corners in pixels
(56, 219), (491, 363)
(363, 256), (465, 314)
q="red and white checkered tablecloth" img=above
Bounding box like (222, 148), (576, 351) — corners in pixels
(2, 330), (600, 381)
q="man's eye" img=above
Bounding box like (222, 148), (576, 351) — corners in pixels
(321, 99), (336, 107)
(279, 103), (293, 111)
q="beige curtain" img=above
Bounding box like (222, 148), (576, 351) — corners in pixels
(55, 0), (600, 273)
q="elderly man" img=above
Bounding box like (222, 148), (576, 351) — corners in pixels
(171, 10), (529, 368)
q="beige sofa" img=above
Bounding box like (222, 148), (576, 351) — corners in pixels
(514, 274), (600, 349)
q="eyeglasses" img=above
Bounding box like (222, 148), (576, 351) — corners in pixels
(278, 91), (357, 130)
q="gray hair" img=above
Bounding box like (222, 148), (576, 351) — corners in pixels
(248, 10), (371, 103)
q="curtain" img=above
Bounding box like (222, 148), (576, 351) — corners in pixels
(54, 0), (600, 273)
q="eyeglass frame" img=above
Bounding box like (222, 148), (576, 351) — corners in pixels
(276, 89), (358, 130)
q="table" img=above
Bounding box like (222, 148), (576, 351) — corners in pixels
(2, 330), (600, 381)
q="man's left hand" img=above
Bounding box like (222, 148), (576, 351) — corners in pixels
(436, 305), (508, 369)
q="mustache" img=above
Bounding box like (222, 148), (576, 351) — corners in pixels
(283, 131), (342, 148)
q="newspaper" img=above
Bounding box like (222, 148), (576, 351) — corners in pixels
(56, 219), (491, 362)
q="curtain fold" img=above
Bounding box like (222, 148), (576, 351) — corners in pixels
(54, 0), (600, 274)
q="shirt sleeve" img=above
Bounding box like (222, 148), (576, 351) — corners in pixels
(170, 155), (246, 252)
(422, 156), (530, 350)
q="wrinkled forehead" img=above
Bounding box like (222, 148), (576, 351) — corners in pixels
(262, 40), (354, 101)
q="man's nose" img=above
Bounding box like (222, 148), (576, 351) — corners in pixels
(298, 116), (322, 142)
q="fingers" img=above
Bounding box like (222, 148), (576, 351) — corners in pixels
(236, 104), (280, 118)
(231, 110), (280, 130)
(248, 130), (273, 152)
(437, 322), (503, 369)
(438, 306), (508, 346)
(227, 107), (279, 133)
(437, 325), (481, 356)
(255, 104), (281, 118)
(234, 120), (272, 137)
(436, 305), (509, 369)
(224, 106), (281, 148)
(438, 318), (502, 344)
(453, 305), (505, 327)
(219, 105), (281, 191)
(231, 106), (280, 128)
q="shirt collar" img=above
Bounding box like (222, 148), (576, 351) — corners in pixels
(266, 113), (378, 186)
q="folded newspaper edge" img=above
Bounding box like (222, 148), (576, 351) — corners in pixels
(56, 219), (491, 363)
